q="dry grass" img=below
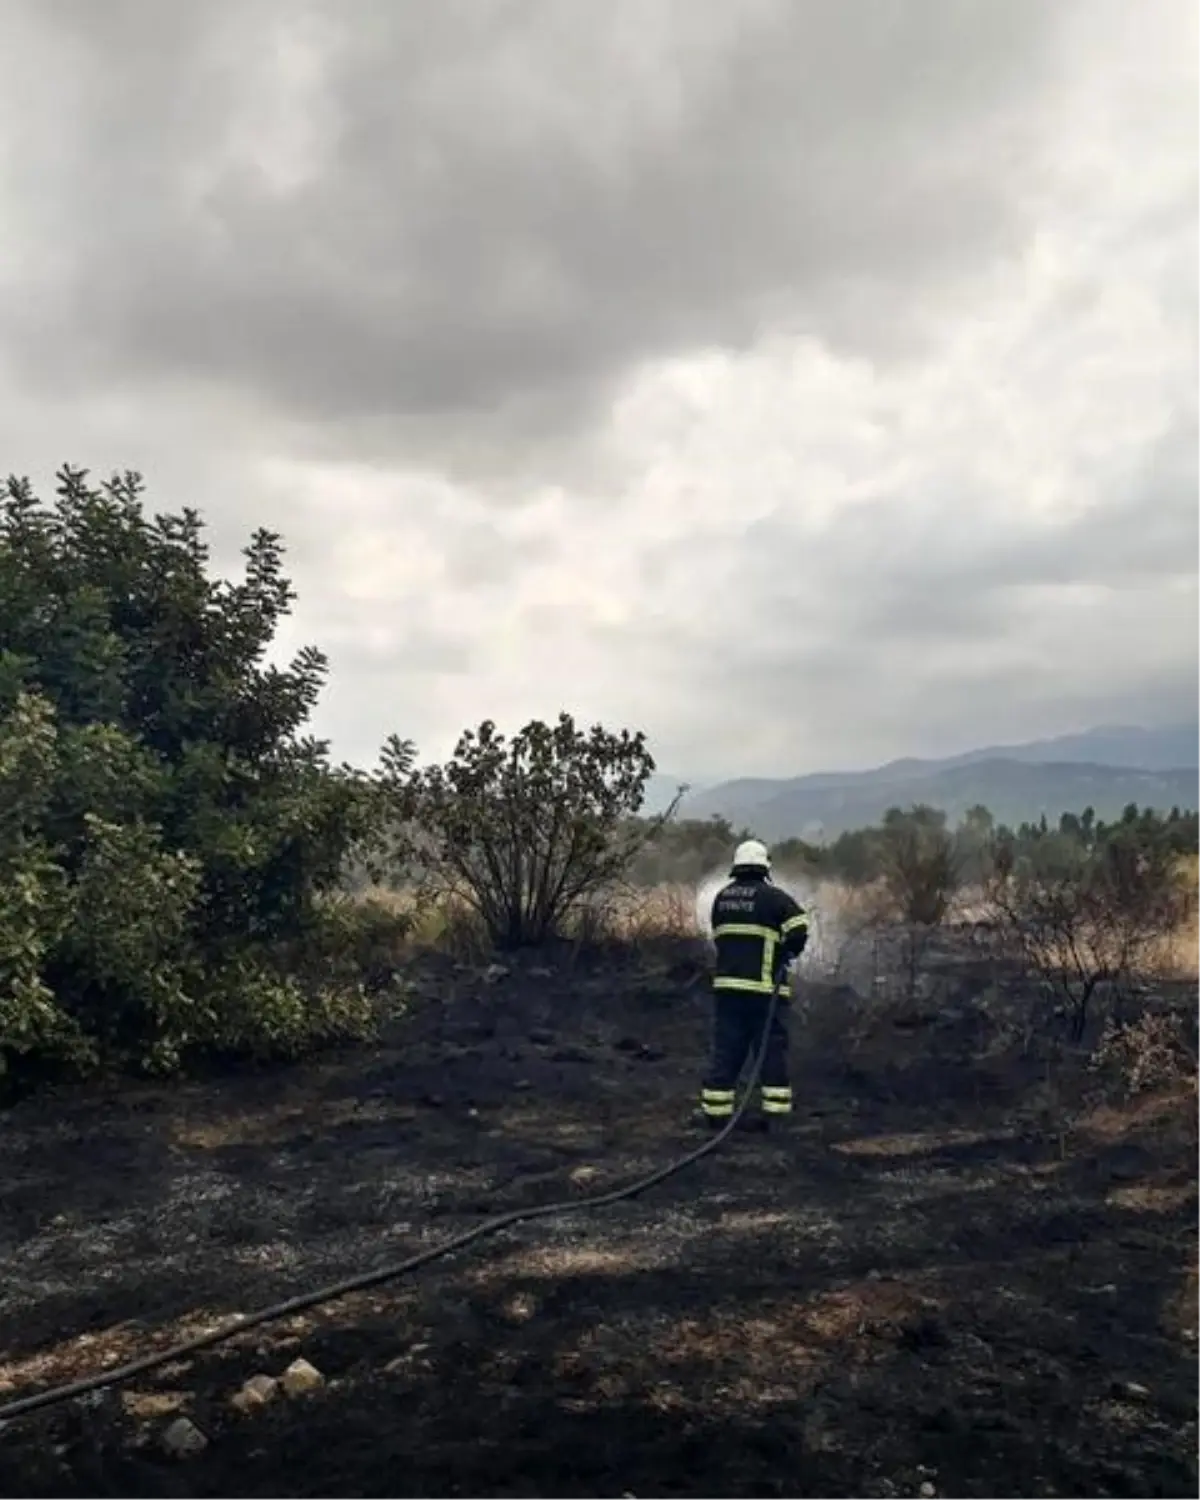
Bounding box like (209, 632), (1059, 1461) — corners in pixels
(347, 879), (707, 956)
(349, 865), (1199, 998)
(1160, 925), (1199, 979)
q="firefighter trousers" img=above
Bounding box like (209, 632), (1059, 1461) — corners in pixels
(700, 991), (792, 1119)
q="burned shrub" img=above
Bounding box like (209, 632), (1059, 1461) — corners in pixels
(985, 823), (1194, 1042)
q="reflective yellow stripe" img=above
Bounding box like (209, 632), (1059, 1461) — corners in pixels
(762, 1096), (793, 1114)
(713, 975), (774, 994)
(714, 976), (793, 995)
(701, 1089), (736, 1103)
(782, 913), (809, 935)
(761, 932), (777, 989)
(761, 1086), (792, 1099)
(712, 919), (794, 993)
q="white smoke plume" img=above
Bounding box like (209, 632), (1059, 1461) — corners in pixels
(692, 865), (849, 980)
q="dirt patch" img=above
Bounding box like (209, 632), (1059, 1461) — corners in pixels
(0, 947), (1196, 1497)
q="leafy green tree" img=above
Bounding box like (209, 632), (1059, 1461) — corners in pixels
(823, 825), (886, 884)
(626, 814), (754, 886)
(397, 713), (674, 948)
(0, 467), (380, 1085)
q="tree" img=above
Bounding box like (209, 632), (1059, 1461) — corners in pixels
(1, 467), (379, 1085)
(955, 803), (995, 884)
(625, 814), (739, 887)
(399, 713), (676, 949)
(823, 825), (886, 885)
(879, 805), (960, 927)
(874, 805), (961, 998)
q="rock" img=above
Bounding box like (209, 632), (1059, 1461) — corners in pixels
(281, 1358), (325, 1397)
(483, 962), (510, 984)
(230, 1374), (278, 1412)
(919, 1484), (936, 1498)
(529, 966), (554, 979)
(570, 1166), (599, 1186)
(162, 1417), (208, 1458)
(529, 1027), (556, 1046)
(866, 1269), (883, 1282)
(1115, 1380), (1152, 1402)
(615, 1036), (641, 1053)
(513, 1078), (533, 1092)
(639, 1044), (666, 1062)
(418, 1092), (445, 1108)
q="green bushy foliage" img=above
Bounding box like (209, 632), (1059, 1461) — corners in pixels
(395, 713), (673, 948)
(0, 467), (384, 1086)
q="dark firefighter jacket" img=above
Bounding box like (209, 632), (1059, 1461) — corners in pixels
(710, 873), (809, 996)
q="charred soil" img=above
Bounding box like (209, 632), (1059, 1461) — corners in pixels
(1, 940), (1196, 1497)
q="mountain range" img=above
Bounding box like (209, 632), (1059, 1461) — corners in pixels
(644, 722), (1199, 841)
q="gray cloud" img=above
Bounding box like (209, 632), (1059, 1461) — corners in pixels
(4, 0), (1076, 470)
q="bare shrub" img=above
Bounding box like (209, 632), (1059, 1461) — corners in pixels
(985, 828), (1195, 1042)
(1091, 1011), (1198, 1100)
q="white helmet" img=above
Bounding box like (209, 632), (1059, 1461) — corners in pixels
(732, 838), (771, 872)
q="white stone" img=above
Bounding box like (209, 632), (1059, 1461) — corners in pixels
(281, 1357), (325, 1397)
(231, 1373), (279, 1411)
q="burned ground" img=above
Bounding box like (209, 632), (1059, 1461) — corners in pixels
(0, 939), (1196, 1498)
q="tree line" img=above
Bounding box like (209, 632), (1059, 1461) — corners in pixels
(627, 801), (1199, 890)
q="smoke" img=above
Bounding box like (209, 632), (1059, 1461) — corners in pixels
(692, 865), (849, 979)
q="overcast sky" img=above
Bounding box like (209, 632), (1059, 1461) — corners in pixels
(1, 0), (1196, 779)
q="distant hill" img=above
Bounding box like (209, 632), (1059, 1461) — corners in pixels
(931, 723), (1198, 773)
(674, 723), (1198, 841)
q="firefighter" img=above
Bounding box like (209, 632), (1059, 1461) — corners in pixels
(697, 839), (809, 1132)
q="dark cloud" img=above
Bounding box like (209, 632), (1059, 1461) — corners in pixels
(4, 0), (1076, 468)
